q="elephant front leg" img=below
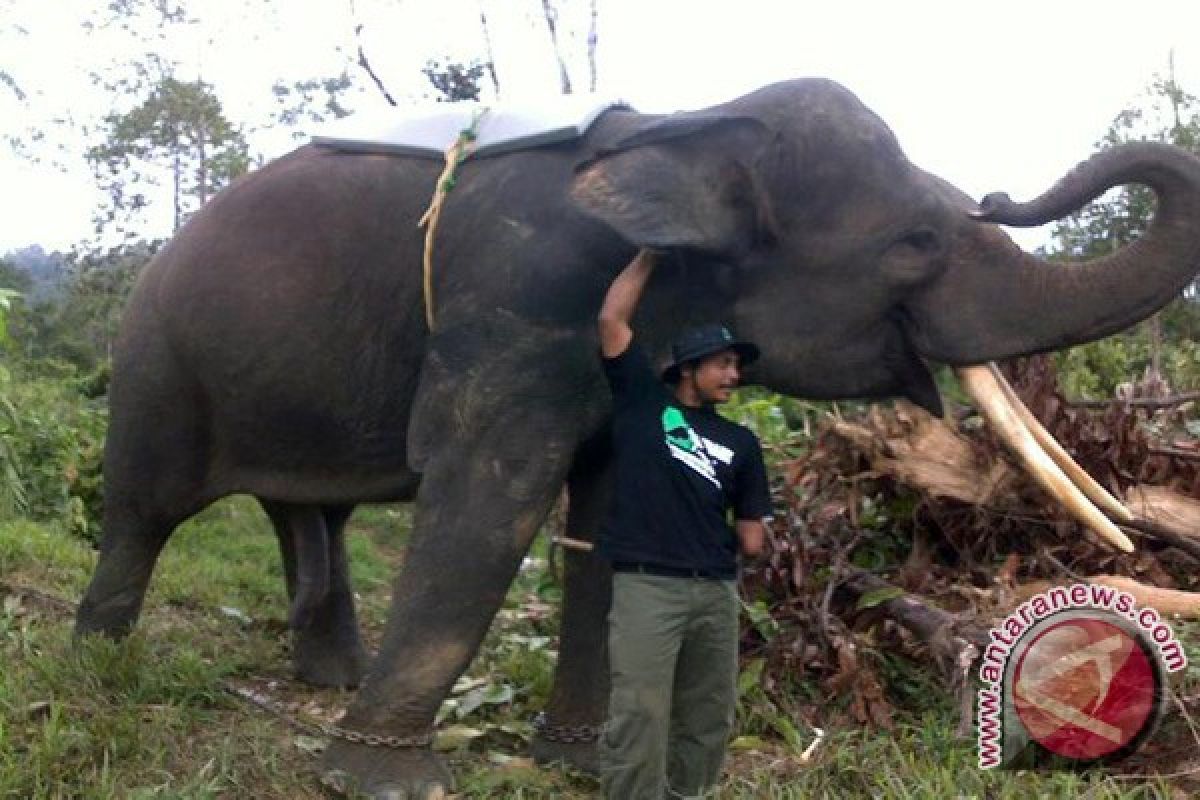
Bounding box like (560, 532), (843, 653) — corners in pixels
(531, 443), (613, 774)
(321, 441), (572, 799)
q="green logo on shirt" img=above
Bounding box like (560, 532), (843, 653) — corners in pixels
(661, 406), (697, 453)
(662, 405), (720, 486)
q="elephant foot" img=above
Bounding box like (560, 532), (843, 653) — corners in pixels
(292, 631), (368, 689)
(73, 615), (128, 641)
(529, 716), (602, 775)
(321, 741), (452, 799)
(75, 593), (141, 640)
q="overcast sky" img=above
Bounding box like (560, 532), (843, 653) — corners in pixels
(3, 0), (1200, 253)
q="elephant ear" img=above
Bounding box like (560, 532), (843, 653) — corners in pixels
(571, 113), (777, 257)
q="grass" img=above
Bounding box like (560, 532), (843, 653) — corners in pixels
(0, 500), (1197, 798)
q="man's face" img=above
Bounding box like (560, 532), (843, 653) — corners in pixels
(683, 349), (741, 404)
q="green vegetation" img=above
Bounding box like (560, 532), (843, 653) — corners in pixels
(1, 6), (1199, 795)
(1, 505), (1195, 798)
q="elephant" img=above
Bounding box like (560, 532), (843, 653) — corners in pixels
(73, 77), (1200, 797)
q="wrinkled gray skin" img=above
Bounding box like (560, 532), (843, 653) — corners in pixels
(75, 79), (1200, 797)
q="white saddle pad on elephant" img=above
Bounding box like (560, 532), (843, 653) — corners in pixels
(312, 94), (628, 160)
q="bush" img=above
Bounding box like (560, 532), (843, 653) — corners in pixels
(723, 387), (836, 452)
(1055, 309), (1200, 400)
(0, 362), (106, 541)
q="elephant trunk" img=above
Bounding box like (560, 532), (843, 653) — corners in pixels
(912, 142), (1200, 364)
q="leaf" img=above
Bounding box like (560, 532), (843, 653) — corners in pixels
(455, 682), (514, 718)
(855, 586), (905, 611)
(451, 675), (488, 695)
(482, 683), (514, 704)
(293, 735), (326, 755)
(487, 722), (530, 741)
(502, 633), (552, 651)
(218, 606), (252, 625)
(739, 599), (780, 641)
(434, 724), (485, 751)
(435, 699), (457, 726)
(737, 658), (765, 698)
(729, 735), (768, 751)
(769, 714), (805, 752)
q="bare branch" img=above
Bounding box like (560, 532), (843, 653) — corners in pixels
(1124, 516), (1200, 561)
(477, 0), (501, 98)
(539, 0), (573, 95)
(347, 3), (397, 107)
(0, 70), (26, 102)
(586, 0), (599, 93)
(840, 568), (984, 738)
(1147, 446), (1200, 461)
(355, 39), (397, 106)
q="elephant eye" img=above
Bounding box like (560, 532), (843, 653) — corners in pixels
(882, 227), (945, 287)
(897, 228), (941, 254)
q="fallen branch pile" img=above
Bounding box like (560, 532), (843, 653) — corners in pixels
(738, 355), (1200, 740)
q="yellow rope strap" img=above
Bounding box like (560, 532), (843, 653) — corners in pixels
(417, 109), (488, 331)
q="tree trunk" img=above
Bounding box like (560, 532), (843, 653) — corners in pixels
(841, 570), (983, 737)
(540, 0), (573, 95)
(197, 133), (208, 208)
(172, 150), (182, 232)
(586, 0), (599, 93)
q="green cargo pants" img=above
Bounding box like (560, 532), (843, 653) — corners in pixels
(600, 571), (739, 800)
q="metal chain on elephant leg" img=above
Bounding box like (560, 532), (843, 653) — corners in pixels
(532, 711), (604, 743)
(224, 682), (434, 749)
(320, 723), (435, 749)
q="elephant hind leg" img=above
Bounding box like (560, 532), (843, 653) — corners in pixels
(77, 432), (211, 637)
(75, 473), (212, 639)
(262, 500), (368, 688)
(75, 509), (176, 638)
(77, 320), (216, 639)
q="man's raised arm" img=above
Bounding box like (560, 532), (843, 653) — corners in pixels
(598, 250), (658, 358)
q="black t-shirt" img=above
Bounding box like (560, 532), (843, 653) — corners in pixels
(598, 341), (772, 579)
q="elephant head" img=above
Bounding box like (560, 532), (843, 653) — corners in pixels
(571, 78), (1200, 416)
(571, 77), (1200, 552)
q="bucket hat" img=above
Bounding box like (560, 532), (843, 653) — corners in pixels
(661, 324), (760, 384)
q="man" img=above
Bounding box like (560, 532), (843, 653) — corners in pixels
(596, 249), (771, 799)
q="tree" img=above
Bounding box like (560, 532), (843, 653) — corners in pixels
(60, 242), (157, 366)
(86, 77), (249, 237)
(0, 283), (23, 518)
(2, 245), (68, 302)
(14, 242), (158, 370)
(421, 59), (486, 102)
(270, 71), (355, 137)
(0, 286), (18, 345)
(0, 258), (32, 295)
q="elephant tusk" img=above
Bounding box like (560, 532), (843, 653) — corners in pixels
(956, 365), (1134, 553)
(987, 363), (1134, 523)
